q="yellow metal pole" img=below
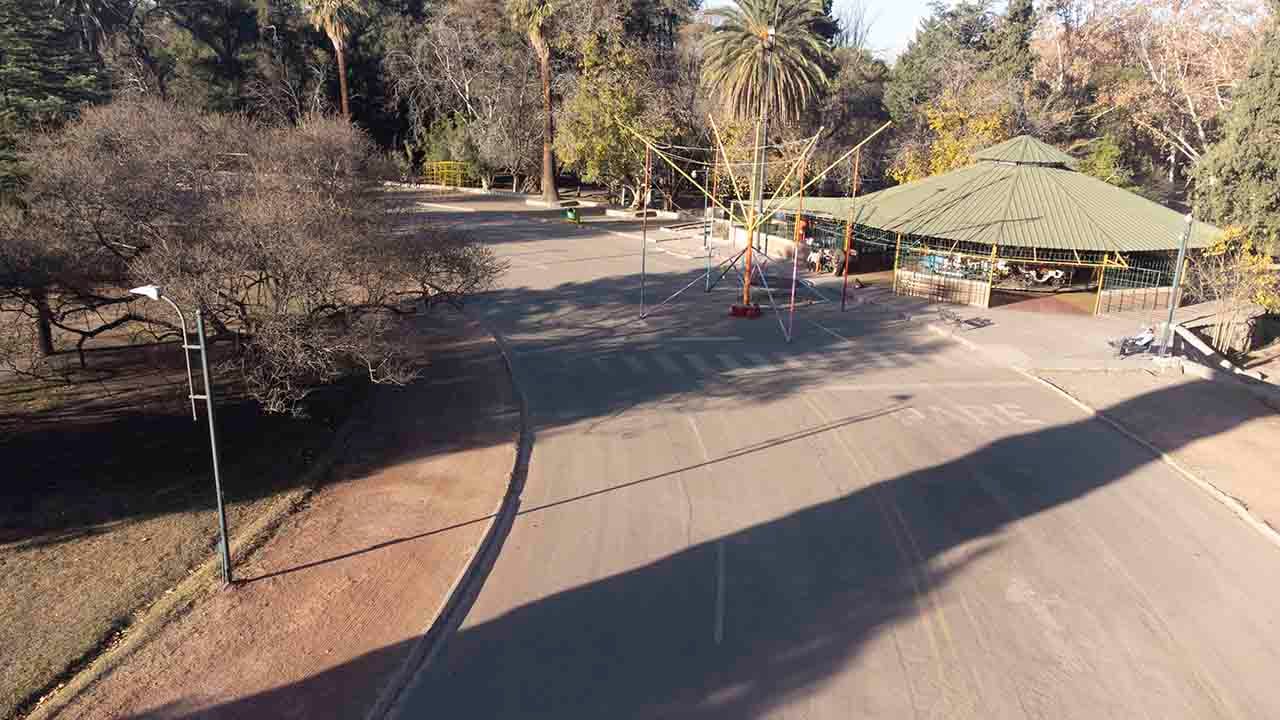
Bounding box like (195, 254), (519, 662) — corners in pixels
(892, 232), (903, 295)
(840, 207), (854, 311)
(985, 243), (998, 308)
(1094, 253), (1109, 316)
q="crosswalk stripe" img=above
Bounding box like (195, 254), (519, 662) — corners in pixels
(654, 354), (682, 373)
(684, 354), (713, 373)
(772, 352), (804, 370)
(889, 352), (915, 367)
(867, 352), (896, 368)
(931, 353), (958, 368)
(716, 354), (742, 371)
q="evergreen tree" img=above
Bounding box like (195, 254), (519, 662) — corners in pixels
(0, 0), (105, 124)
(884, 1), (993, 127)
(1193, 3), (1280, 255)
(992, 0), (1035, 81)
(0, 0), (106, 193)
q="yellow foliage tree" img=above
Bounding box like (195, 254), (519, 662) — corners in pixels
(890, 96), (1012, 184)
(1187, 225), (1280, 354)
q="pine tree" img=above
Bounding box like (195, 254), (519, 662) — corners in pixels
(992, 0), (1035, 81)
(0, 0), (106, 193)
(1193, 4), (1280, 255)
(0, 0), (105, 124)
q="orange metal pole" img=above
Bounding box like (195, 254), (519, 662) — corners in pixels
(788, 158), (805, 335)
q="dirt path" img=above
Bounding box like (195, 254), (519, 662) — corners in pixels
(33, 309), (520, 720)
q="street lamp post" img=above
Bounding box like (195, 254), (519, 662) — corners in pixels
(696, 170), (712, 292)
(1162, 214), (1195, 358)
(130, 285), (233, 585)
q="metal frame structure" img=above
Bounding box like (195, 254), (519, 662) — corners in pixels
(623, 117), (893, 343)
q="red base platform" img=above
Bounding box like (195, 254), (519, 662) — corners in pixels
(729, 303), (763, 318)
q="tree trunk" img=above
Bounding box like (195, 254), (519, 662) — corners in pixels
(33, 287), (54, 356)
(532, 30), (559, 205)
(335, 39), (351, 120)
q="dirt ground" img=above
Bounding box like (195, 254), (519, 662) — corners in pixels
(1, 338), (364, 719)
(32, 308), (517, 720)
(1037, 369), (1280, 533)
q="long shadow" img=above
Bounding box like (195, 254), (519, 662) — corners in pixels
(238, 406), (903, 584)
(16, 201), (1280, 718)
(126, 376), (1280, 719)
(395, 378), (1280, 719)
(0, 311), (515, 546)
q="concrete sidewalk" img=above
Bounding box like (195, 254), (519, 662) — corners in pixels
(35, 310), (521, 720)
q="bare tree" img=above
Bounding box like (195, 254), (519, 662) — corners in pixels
(384, 0), (542, 188)
(833, 0), (877, 51)
(4, 99), (505, 412)
(1116, 0), (1264, 179)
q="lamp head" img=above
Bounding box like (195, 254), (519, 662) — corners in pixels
(129, 284), (162, 301)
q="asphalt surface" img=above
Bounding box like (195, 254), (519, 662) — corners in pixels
(396, 193), (1280, 719)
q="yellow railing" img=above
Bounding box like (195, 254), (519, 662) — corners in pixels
(422, 161), (471, 187)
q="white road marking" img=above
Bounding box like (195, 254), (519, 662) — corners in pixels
(653, 354), (682, 373)
(715, 540), (726, 645)
(508, 258), (551, 270)
(682, 415), (723, 645)
(825, 381), (1031, 392)
(806, 319), (853, 345)
(684, 354), (713, 373)
(418, 201), (475, 212)
(867, 352), (897, 369)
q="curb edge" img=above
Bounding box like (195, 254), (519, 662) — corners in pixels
(367, 309), (533, 720)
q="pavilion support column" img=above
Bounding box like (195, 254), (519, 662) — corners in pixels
(984, 243), (998, 308)
(892, 232), (903, 295)
(1093, 253), (1109, 316)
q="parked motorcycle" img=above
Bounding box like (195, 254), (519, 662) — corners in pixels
(1108, 326), (1156, 357)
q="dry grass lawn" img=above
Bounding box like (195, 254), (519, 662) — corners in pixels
(0, 342), (364, 719)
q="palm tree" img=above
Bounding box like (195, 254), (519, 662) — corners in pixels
(310, 0), (366, 120)
(701, 0), (833, 124)
(507, 0), (560, 204)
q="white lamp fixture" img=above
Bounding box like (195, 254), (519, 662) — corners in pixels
(129, 284), (161, 301)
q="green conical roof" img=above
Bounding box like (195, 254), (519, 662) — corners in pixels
(780, 137), (1220, 254)
(974, 135), (1078, 167)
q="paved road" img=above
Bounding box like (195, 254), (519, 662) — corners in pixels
(397, 194), (1280, 719)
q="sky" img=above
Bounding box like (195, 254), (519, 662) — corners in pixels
(704, 1), (1021, 63)
(836, 0), (936, 61)
(702, 0), (939, 63)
